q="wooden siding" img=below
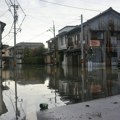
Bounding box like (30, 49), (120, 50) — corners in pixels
(85, 12), (120, 31)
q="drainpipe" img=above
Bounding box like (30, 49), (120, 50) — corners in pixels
(81, 14), (84, 70)
(80, 15), (85, 101)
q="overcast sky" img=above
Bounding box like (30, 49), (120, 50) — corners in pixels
(0, 0), (120, 47)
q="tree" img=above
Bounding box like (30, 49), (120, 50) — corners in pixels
(23, 46), (47, 64)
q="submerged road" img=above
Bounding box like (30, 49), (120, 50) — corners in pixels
(36, 95), (120, 120)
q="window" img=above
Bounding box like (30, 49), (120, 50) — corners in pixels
(77, 34), (80, 44)
(91, 31), (104, 40)
(112, 51), (117, 57)
(74, 35), (77, 45)
(110, 37), (117, 56)
(60, 37), (64, 45)
(112, 32), (120, 40)
(68, 37), (73, 47)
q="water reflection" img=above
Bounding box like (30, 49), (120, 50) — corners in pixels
(46, 66), (120, 104)
(0, 65), (120, 119)
(0, 68), (8, 116)
(9, 65), (47, 85)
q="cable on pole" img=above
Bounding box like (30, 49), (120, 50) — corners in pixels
(39, 0), (101, 12)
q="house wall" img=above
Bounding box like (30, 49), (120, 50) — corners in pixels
(46, 8), (120, 67)
(84, 11), (120, 66)
(62, 54), (67, 65)
(63, 31), (81, 66)
(86, 13), (120, 31)
(58, 36), (67, 50)
(67, 32), (80, 49)
(46, 55), (51, 64)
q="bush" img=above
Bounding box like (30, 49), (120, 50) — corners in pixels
(23, 57), (44, 64)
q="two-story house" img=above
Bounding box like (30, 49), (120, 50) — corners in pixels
(46, 7), (120, 67)
(45, 37), (58, 65)
(57, 26), (76, 65)
(45, 26), (76, 65)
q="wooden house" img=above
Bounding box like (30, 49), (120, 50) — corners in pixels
(46, 7), (120, 67)
(64, 7), (120, 66)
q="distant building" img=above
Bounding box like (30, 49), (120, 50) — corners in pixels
(9, 42), (44, 64)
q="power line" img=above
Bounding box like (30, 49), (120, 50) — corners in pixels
(2, 22), (14, 40)
(9, 0), (14, 5)
(26, 30), (50, 42)
(16, 0), (26, 16)
(3, 35), (14, 45)
(12, 0), (26, 34)
(5, 0), (14, 17)
(39, 0), (101, 12)
(16, 14), (26, 34)
(4, 0), (26, 44)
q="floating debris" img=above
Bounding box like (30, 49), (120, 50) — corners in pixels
(113, 102), (118, 104)
(86, 105), (90, 107)
(40, 103), (48, 110)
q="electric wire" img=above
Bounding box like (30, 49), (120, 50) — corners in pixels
(9, 0), (14, 5)
(39, 0), (101, 12)
(16, 0), (26, 34)
(4, 0), (101, 45)
(26, 30), (50, 42)
(2, 22), (14, 40)
(5, 0), (14, 17)
(16, 0), (26, 15)
(16, 15), (26, 34)
(3, 35), (14, 45)
(3, 0), (26, 45)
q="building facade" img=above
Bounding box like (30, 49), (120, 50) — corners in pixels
(45, 26), (76, 65)
(0, 21), (6, 68)
(46, 7), (120, 67)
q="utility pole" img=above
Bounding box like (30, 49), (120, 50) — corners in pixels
(81, 14), (84, 70)
(53, 21), (57, 104)
(80, 14), (85, 101)
(53, 21), (56, 65)
(12, 0), (18, 119)
(53, 21), (55, 38)
(13, 1), (18, 65)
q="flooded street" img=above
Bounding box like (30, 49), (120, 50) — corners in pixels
(0, 65), (120, 120)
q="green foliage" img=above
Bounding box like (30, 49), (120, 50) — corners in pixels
(23, 57), (44, 64)
(23, 46), (47, 64)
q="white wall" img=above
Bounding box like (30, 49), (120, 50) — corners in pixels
(58, 36), (67, 50)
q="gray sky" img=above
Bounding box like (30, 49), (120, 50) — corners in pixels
(0, 0), (120, 47)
